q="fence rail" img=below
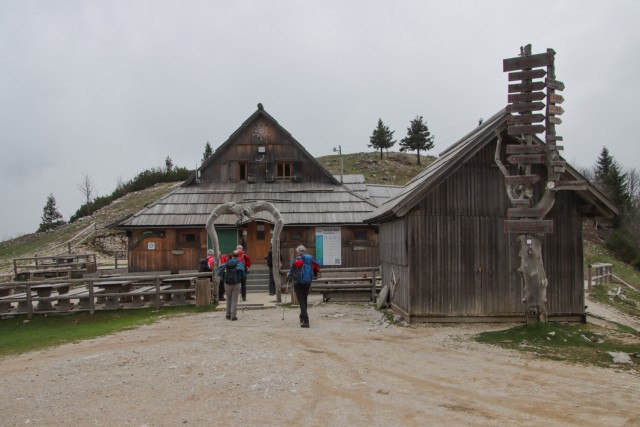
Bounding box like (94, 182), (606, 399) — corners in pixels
(587, 262), (613, 290)
(0, 272), (214, 319)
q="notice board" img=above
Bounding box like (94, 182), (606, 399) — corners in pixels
(315, 227), (342, 266)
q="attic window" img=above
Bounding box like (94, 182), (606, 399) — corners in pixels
(276, 162), (293, 179)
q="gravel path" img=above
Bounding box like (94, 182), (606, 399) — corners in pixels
(1, 302), (639, 426)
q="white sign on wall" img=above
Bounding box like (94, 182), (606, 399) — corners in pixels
(147, 242), (156, 250)
(315, 227), (341, 266)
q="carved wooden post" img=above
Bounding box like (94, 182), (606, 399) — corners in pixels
(498, 45), (578, 323)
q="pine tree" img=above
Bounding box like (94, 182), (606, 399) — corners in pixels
(202, 142), (213, 164)
(165, 156), (173, 172)
(38, 193), (65, 232)
(594, 146), (629, 227)
(368, 119), (396, 159)
(399, 116), (434, 165)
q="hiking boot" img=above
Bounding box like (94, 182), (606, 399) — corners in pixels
(231, 317), (238, 321)
(242, 296), (246, 301)
(301, 322), (310, 328)
(219, 298), (226, 301)
(226, 315), (231, 320)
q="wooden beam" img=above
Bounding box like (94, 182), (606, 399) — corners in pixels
(504, 220), (554, 234)
(503, 52), (552, 72)
(504, 175), (542, 185)
(506, 144), (545, 154)
(506, 102), (546, 113)
(507, 114), (545, 124)
(507, 154), (546, 164)
(508, 69), (547, 81)
(508, 124), (546, 135)
(507, 207), (547, 218)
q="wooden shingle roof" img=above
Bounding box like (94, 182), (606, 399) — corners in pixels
(118, 177), (401, 228)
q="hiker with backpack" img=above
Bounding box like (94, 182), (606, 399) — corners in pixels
(218, 250), (245, 321)
(218, 252), (229, 301)
(235, 245), (251, 301)
(288, 245), (315, 328)
(198, 249), (214, 273)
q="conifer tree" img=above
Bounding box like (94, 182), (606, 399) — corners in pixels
(202, 142), (213, 164)
(399, 115), (434, 165)
(594, 146), (629, 226)
(368, 119), (396, 159)
(38, 193), (65, 232)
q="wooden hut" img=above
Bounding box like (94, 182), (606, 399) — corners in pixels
(366, 109), (618, 323)
(117, 104), (400, 273)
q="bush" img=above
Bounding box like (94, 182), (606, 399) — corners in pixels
(605, 230), (640, 267)
(69, 166), (192, 223)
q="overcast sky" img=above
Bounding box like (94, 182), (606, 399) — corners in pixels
(1, 0), (639, 241)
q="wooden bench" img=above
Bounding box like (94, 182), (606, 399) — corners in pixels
(312, 277), (381, 302)
(0, 291), (37, 313)
(67, 288), (105, 310)
(128, 285), (171, 307)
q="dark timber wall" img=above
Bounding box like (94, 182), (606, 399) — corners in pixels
(380, 141), (585, 322)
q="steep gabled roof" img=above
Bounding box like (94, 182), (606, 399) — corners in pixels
(183, 104), (340, 187)
(366, 109), (619, 223)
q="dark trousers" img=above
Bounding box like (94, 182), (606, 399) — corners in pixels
(218, 279), (225, 299)
(294, 282), (311, 324)
(268, 267), (276, 294)
(241, 275), (247, 298)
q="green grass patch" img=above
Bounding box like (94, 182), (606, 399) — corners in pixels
(584, 240), (640, 288)
(476, 322), (640, 371)
(0, 305), (216, 358)
(589, 283), (640, 318)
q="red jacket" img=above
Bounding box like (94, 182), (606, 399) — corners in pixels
(236, 249), (251, 269)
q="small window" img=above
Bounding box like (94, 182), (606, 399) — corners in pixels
(353, 230), (368, 241)
(276, 162), (293, 179)
(257, 223), (266, 240)
(184, 233), (196, 243)
(239, 163), (247, 181)
(289, 230), (304, 241)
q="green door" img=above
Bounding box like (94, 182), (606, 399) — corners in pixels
(207, 228), (237, 257)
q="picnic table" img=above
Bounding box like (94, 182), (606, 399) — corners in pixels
(31, 283), (71, 311)
(93, 281), (132, 309)
(161, 277), (195, 305)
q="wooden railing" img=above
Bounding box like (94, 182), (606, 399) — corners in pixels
(114, 250), (128, 269)
(0, 272), (214, 319)
(278, 266), (381, 303)
(587, 263), (613, 291)
(13, 253), (97, 280)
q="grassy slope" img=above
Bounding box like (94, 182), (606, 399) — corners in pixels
(0, 182), (180, 272)
(317, 151), (432, 186)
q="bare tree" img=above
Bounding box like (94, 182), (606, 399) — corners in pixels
(78, 173), (96, 205)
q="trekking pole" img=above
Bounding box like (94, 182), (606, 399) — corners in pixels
(282, 275), (291, 321)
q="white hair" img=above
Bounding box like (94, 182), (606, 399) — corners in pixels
(296, 245), (306, 254)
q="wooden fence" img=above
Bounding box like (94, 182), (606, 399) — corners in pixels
(0, 272), (215, 319)
(13, 253), (97, 280)
(278, 266), (381, 303)
(587, 262), (613, 290)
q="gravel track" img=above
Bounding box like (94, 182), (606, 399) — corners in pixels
(1, 302), (639, 426)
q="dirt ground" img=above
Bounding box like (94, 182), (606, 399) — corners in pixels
(1, 300), (639, 427)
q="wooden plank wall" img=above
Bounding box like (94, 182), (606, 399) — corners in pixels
(130, 225), (380, 273)
(379, 218), (410, 310)
(128, 229), (206, 273)
(392, 141), (584, 320)
(201, 117), (334, 184)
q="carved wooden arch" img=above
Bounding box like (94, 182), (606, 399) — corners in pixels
(205, 201), (284, 300)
